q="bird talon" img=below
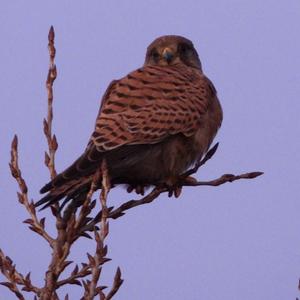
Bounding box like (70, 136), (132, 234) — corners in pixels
(127, 185), (134, 193)
(135, 185), (145, 195)
(127, 184), (146, 195)
(165, 177), (183, 198)
(174, 186), (182, 198)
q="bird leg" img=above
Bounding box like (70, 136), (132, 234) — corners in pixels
(165, 175), (198, 198)
(164, 176), (182, 198)
(182, 175), (198, 185)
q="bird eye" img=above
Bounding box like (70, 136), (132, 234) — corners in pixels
(150, 49), (160, 61)
(179, 43), (192, 55)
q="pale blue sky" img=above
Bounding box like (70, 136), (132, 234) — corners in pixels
(0, 1), (300, 299)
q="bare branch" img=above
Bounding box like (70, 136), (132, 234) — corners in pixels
(0, 249), (40, 298)
(84, 161), (122, 300)
(9, 135), (54, 245)
(40, 169), (102, 299)
(109, 187), (166, 220)
(106, 170), (263, 220)
(56, 264), (91, 288)
(44, 25), (58, 180)
(183, 171), (263, 186)
(106, 267), (124, 300)
(180, 142), (219, 178)
(85, 145), (264, 222)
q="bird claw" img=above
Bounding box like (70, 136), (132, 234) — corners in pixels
(164, 176), (185, 198)
(167, 186), (182, 198)
(165, 175), (197, 198)
(127, 175), (197, 198)
(127, 184), (145, 196)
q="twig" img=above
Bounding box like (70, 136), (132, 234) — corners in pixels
(39, 26), (63, 300)
(180, 142), (219, 178)
(84, 161), (123, 299)
(40, 172), (101, 299)
(106, 267), (124, 300)
(39, 27), (123, 299)
(71, 182), (98, 241)
(44, 25), (58, 180)
(107, 172), (263, 220)
(9, 135), (54, 245)
(109, 187), (166, 220)
(56, 264), (91, 288)
(0, 249), (40, 298)
(183, 171), (263, 186)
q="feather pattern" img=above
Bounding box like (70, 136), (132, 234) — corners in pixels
(90, 65), (211, 151)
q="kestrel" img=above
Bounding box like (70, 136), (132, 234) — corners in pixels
(36, 35), (223, 209)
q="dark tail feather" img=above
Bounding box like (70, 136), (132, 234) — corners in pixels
(37, 144), (104, 209)
(40, 148), (103, 194)
(35, 175), (94, 210)
(39, 161), (81, 194)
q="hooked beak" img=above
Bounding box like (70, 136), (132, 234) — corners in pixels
(162, 47), (174, 63)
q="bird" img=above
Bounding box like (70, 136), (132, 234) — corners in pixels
(35, 35), (223, 210)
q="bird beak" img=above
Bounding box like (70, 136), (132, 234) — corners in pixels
(162, 47), (174, 63)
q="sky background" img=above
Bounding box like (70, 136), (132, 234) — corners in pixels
(0, 1), (300, 299)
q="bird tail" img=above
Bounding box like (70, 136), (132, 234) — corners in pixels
(35, 149), (103, 209)
(35, 175), (96, 210)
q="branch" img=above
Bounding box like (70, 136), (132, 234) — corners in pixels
(180, 142), (219, 178)
(0, 249), (40, 298)
(44, 25), (58, 180)
(109, 187), (166, 220)
(84, 144), (263, 223)
(83, 161), (123, 299)
(88, 163), (109, 298)
(39, 27), (123, 299)
(9, 135), (54, 245)
(56, 264), (91, 288)
(108, 171), (263, 220)
(40, 170), (101, 299)
(182, 171), (263, 186)
(106, 267), (124, 300)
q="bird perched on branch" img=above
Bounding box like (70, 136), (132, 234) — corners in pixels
(36, 35), (223, 210)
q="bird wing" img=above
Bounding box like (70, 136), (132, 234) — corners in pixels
(39, 65), (216, 198)
(89, 65), (214, 152)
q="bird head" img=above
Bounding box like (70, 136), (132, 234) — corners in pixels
(145, 35), (202, 70)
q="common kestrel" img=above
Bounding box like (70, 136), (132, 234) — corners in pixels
(36, 35), (223, 209)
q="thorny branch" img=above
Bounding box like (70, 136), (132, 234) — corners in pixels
(0, 25), (262, 299)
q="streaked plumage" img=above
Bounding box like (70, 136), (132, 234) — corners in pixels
(36, 35), (222, 209)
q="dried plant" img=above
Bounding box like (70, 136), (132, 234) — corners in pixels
(0, 26), (262, 299)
